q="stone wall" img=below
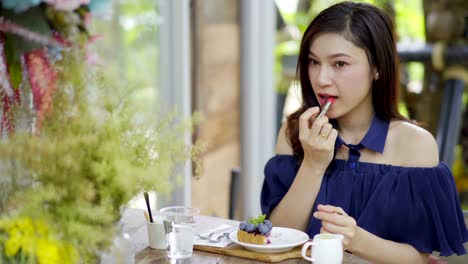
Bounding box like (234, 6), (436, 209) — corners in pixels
(191, 0), (240, 218)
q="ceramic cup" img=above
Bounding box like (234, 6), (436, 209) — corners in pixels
(147, 217), (166, 249)
(301, 233), (344, 264)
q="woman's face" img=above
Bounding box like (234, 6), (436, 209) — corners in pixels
(308, 33), (375, 119)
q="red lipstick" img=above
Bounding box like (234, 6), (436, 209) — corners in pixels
(317, 97), (335, 118)
(318, 93), (337, 106)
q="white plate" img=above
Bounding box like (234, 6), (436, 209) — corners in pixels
(228, 227), (309, 253)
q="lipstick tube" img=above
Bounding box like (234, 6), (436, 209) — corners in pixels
(317, 100), (333, 118)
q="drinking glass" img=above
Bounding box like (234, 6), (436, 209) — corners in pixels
(160, 206), (200, 260)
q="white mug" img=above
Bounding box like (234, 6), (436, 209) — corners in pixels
(147, 218), (166, 249)
(302, 234), (344, 264)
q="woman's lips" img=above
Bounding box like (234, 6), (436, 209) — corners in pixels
(318, 95), (337, 106)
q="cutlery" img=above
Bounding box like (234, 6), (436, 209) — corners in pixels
(198, 230), (216, 240)
(208, 227), (237, 243)
(199, 225), (235, 240)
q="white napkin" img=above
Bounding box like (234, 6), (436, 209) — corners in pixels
(194, 224), (236, 248)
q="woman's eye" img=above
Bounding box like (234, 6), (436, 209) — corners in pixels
(335, 61), (347, 68)
(308, 58), (318, 65)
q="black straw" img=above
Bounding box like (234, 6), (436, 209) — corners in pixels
(143, 192), (154, 223)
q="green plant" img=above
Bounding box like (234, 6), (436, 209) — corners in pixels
(0, 49), (203, 263)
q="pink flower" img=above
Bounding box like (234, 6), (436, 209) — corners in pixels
(44, 0), (90, 11)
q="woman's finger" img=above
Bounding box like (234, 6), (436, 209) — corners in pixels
(317, 204), (348, 216)
(322, 221), (349, 235)
(299, 107), (320, 133)
(314, 211), (350, 226)
(327, 128), (339, 143)
(333, 206), (347, 216)
(310, 116), (329, 137)
(322, 220), (328, 227)
(319, 227), (331, 234)
(319, 123), (333, 139)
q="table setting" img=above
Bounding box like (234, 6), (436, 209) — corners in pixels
(126, 203), (362, 264)
(124, 204), (463, 264)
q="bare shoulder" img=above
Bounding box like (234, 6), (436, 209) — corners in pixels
(388, 120), (439, 167)
(276, 122), (293, 155)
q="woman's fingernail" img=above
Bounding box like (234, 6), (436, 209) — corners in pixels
(313, 212), (318, 218)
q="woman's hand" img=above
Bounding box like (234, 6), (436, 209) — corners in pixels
(313, 204), (359, 251)
(298, 107), (338, 171)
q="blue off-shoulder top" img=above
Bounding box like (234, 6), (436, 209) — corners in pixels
(260, 116), (468, 256)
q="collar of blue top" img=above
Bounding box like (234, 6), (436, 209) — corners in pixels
(331, 115), (390, 164)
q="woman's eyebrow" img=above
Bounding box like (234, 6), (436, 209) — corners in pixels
(309, 51), (351, 59)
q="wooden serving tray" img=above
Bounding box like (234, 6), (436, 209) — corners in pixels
(194, 244), (304, 263)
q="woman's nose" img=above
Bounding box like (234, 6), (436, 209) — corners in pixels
(317, 66), (333, 86)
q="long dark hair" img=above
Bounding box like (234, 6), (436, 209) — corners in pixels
(287, 1), (408, 162)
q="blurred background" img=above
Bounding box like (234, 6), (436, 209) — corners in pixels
(91, 0), (468, 223)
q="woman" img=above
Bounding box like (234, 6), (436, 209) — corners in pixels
(260, 2), (468, 263)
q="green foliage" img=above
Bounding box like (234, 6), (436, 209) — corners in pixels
(275, 41), (299, 94)
(394, 0), (425, 41)
(248, 214), (266, 225)
(3, 36), (23, 88)
(0, 7), (51, 59)
(120, 0), (156, 15)
(398, 102), (409, 118)
(282, 12), (313, 34)
(280, 0), (425, 41)
(89, 0), (160, 108)
(0, 49), (202, 262)
(407, 62), (424, 82)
